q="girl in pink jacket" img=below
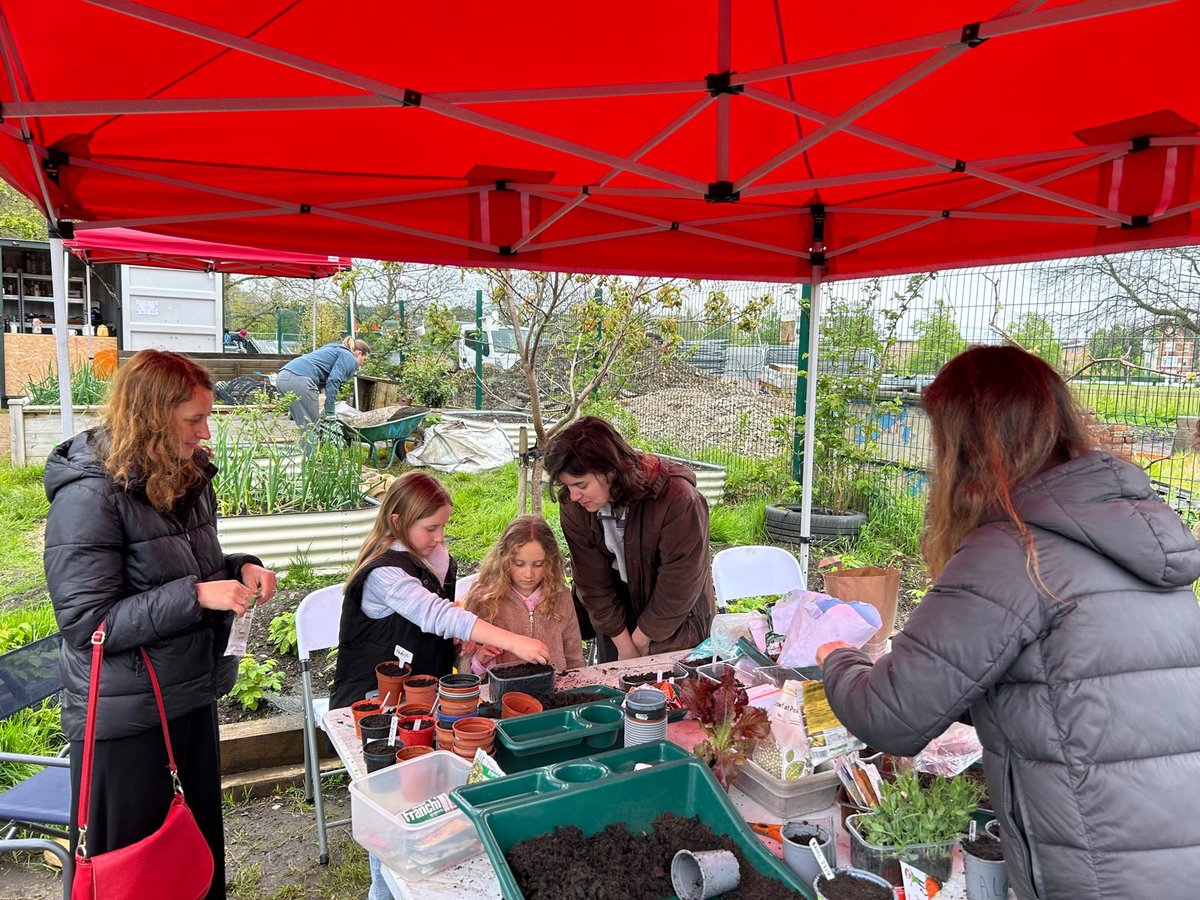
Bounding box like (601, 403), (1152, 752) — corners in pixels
(459, 516), (585, 674)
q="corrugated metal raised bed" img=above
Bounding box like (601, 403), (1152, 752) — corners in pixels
(217, 499), (379, 574)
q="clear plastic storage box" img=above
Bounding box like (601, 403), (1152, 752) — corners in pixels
(734, 758), (840, 818)
(349, 750), (483, 880)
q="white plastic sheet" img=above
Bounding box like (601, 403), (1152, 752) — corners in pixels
(405, 418), (515, 474)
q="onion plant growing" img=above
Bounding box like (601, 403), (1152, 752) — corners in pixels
(211, 401), (367, 516)
(22, 362), (111, 405)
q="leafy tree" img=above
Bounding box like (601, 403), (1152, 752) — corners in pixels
(0, 184), (47, 240)
(1087, 323), (1146, 379)
(485, 269), (683, 515)
(905, 297), (966, 375)
(1007, 311), (1063, 370)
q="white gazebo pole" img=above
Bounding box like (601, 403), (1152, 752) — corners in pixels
(50, 233), (74, 439)
(311, 279), (317, 351)
(798, 266), (824, 581)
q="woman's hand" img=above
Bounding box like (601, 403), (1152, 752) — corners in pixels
(197, 580), (257, 615)
(630, 626), (651, 657)
(240, 563), (277, 603)
(815, 640), (856, 666)
(505, 635), (551, 665)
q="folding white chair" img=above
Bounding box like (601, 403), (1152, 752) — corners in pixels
(296, 583), (347, 865)
(711, 546), (804, 610)
(454, 572), (479, 607)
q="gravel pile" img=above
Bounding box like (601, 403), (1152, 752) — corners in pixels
(620, 383), (791, 460)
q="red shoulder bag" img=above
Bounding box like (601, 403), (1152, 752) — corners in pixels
(72, 623), (215, 900)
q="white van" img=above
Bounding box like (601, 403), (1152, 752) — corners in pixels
(455, 320), (520, 370)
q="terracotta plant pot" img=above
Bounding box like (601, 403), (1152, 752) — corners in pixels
(404, 675), (439, 707)
(395, 745), (434, 763)
(501, 691), (544, 719)
(395, 703), (432, 718)
(351, 699), (381, 737)
(398, 714), (437, 747)
(435, 726), (455, 750)
(438, 696), (480, 717)
(452, 716), (496, 755)
(359, 713), (394, 747)
(375, 661), (411, 709)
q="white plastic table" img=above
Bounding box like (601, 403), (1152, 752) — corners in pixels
(325, 652), (984, 899)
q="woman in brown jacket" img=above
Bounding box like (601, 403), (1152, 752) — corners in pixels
(545, 417), (715, 662)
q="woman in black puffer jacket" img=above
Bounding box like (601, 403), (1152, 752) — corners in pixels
(44, 350), (277, 900)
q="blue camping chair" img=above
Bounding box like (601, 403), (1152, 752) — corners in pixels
(0, 632), (73, 898)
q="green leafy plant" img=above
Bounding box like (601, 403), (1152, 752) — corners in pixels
(211, 402), (366, 516)
(0, 621), (35, 655)
(22, 362), (112, 406)
(267, 612), (298, 656)
(855, 770), (985, 848)
(677, 667), (771, 790)
(228, 656), (285, 711)
(725, 593), (782, 615)
(0, 700), (63, 790)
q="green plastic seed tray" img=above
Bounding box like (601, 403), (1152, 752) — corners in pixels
(495, 701), (624, 757)
(452, 740), (813, 900)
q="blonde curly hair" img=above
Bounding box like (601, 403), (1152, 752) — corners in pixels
(465, 516), (568, 623)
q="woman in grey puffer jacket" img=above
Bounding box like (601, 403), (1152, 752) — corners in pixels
(818, 346), (1200, 900)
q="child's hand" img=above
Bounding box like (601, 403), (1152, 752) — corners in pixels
(508, 636), (551, 666)
(475, 645), (504, 667)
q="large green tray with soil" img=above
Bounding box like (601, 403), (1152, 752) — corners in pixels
(452, 740), (814, 900)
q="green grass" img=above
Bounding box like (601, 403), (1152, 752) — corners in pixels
(709, 499), (766, 545)
(0, 699), (64, 790)
(442, 462), (563, 566)
(1144, 452), (1200, 497)
(0, 463), (50, 598)
(1070, 382), (1200, 428)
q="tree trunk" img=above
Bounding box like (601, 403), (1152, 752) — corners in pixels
(531, 456), (545, 518)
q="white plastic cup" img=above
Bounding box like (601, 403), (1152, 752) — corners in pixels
(671, 849), (741, 900)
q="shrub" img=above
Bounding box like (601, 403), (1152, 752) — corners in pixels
(267, 612), (298, 656)
(228, 656), (285, 711)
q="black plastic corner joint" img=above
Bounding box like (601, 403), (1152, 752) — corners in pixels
(669, 222), (680, 231)
(1122, 215), (1151, 230)
(495, 180), (509, 192)
(810, 204), (827, 244)
(401, 88), (422, 108)
(705, 71), (743, 96)
(960, 22), (987, 47)
(952, 159), (967, 173)
(1130, 135), (1152, 153)
(941, 210), (952, 219)
(50, 220), (75, 240)
(498, 245), (516, 256)
(705, 181), (740, 203)
(41, 149), (68, 184)
(809, 251), (826, 269)
(299, 203), (312, 214)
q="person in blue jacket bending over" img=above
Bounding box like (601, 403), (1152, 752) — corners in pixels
(277, 336), (370, 452)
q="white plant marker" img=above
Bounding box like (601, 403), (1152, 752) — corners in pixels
(810, 838), (835, 882)
(394, 644), (414, 668)
(969, 819), (978, 841)
(388, 714), (399, 746)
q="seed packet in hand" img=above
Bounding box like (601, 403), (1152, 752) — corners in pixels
(223, 592), (260, 657)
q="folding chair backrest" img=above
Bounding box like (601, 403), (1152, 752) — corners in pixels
(454, 573), (479, 608)
(0, 633), (63, 721)
(711, 546), (803, 608)
(295, 585), (345, 662)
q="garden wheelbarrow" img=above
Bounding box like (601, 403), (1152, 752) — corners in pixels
(337, 410), (428, 469)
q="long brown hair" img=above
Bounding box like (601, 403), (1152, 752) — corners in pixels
(544, 416), (647, 506)
(922, 345), (1093, 586)
(464, 516), (568, 623)
(346, 471), (451, 588)
(100, 349), (212, 511)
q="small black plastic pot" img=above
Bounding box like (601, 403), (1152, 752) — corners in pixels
(359, 713), (394, 747)
(362, 739), (399, 773)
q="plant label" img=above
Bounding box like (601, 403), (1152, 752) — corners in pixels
(387, 715), (399, 746)
(394, 644), (414, 668)
(899, 860), (940, 898)
(810, 838), (836, 882)
(969, 819), (977, 841)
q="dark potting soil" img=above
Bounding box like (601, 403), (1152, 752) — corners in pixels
(477, 702), (501, 719)
(962, 836), (1005, 861)
(490, 663), (554, 679)
(377, 662), (408, 677)
(814, 873), (893, 900)
(538, 690), (609, 709)
(362, 740), (396, 757)
(621, 671), (671, 686)
(506, 812), (804, 900)
(406, 675), (437, 686)
(359, 714), (392, 729)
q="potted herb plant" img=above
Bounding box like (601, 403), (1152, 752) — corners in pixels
(677, 667), (770, 791)
(845, 770), (985, 886)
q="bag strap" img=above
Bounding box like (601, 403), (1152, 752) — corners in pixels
(76, 622), (182, 857)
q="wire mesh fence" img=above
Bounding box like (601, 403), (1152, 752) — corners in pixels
(456, 248), (1200, 523)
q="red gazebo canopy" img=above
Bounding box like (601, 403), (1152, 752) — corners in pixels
(65, 226), (350, 277)
(0, 0), (1196, 282)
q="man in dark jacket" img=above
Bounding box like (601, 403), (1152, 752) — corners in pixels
(821, 451), (1200, 899)
(548, 417), (715, 661)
